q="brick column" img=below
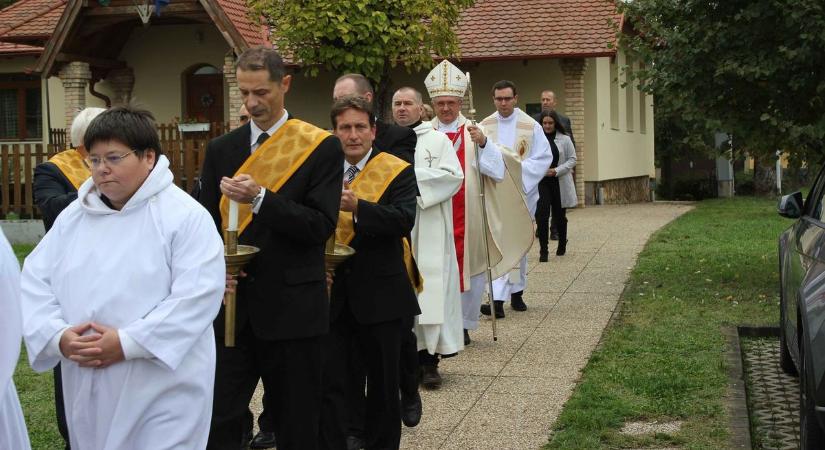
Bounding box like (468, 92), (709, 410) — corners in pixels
(560, 58), (587, 207)
(223, 52), (243, 130)
(59, 61), (92, 131)
(107, 67), (135, 106)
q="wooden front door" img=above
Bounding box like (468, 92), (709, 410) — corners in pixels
(185, 73), (224, 124)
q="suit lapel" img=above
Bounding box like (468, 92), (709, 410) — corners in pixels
(227, 123), (252, 173)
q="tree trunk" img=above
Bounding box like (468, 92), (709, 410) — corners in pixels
(752, 154), (776, 195)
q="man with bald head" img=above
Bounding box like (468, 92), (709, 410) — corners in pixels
(534, 90), (574, 146)
(393, 87), (464, 389)
(333, 74), (417, 163)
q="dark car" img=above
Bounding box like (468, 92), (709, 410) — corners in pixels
(778, 164), (825, 448)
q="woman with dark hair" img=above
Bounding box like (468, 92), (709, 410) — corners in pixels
(20, 105), (225, 449)
(535, 110), (577, 260)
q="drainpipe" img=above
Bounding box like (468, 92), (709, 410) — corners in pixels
(89, 79), (112, 108)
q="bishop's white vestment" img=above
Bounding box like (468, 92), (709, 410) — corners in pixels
(20, 156), (225, 450)
(0, 230), (31, 450)
(410, 122), (465, 355)
(433, 114), (533, 330)
(480, 108), (553, 301)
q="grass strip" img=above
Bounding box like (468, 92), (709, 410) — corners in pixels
(547, 197), (788, 449)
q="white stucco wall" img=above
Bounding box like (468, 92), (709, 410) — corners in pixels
(286, 59), (568, 128)
(588, 54), (655, 181)
(117, 24), (231, 124)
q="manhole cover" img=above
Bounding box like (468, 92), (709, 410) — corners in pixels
(741, 337), (799, 450)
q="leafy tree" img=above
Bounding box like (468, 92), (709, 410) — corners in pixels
(249, 0), (475, 117)
(618, 0), (825, 164)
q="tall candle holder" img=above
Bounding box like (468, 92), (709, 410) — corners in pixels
(324, 234), (355, 294)
(223, 229), (259, 347)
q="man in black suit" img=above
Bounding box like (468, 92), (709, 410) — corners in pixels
(32, 106), (106, 450)
(332, 73), (416, 164)
(320, 96), (420, 450)
(199, 47), (343, 450)
(332, 73), (421, 450)
(533, 90), (575, 146)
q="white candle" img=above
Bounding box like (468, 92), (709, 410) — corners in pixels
(228, 199), (239, 231)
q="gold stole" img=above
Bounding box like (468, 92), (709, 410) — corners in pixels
(49, 149), (90, 190)
(219, 120), (330, 235)
(480, 110), (536, 161)
(335, 152), (423, 293)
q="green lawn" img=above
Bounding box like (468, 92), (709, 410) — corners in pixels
(547, 197), (788, 449)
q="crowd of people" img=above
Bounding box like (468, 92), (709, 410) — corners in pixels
(0, 46), (577, 450)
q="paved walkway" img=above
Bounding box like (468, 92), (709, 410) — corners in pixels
(249, 202), (692, 449)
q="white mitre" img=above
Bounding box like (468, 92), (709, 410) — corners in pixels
(425, 60), (468, 98)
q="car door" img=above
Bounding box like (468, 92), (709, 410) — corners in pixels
(791, 166), (825, 373)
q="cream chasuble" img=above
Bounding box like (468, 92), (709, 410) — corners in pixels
(410, 122), (465, 355)
(20, 156), (225, 450)
(431, 114), (533, 289)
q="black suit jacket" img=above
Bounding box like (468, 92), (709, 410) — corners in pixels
(330, 150), (420, 325)
(375, 121), (416, 164)
(198, 119), (344, 340)
(33, 162), (79, 232)
(533, 111), (576, 147)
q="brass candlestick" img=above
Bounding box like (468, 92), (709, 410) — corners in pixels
(324, 234), (355, 295)
(224, 230), (259, 347)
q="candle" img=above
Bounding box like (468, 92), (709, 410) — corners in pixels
(228, 199), (238, 231)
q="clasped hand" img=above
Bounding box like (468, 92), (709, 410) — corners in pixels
(221, 174), (260, 203)
(59, 322), (124, 369)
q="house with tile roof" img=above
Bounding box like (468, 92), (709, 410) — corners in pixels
(0, 0), (653, 205)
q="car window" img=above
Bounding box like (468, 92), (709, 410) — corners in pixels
(808, 166), (825, 221)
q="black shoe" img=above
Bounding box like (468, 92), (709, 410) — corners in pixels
(480, 301), (505, 318)
(539, 252), (548, 262)
(511, 291), (527, 311)
(421, 365), (443, 390)
(556, 239), (567, 256)
(242, 430), (253, 449)
(401, 390), (423, 426)
(346, 435), (365, 450)
(463, 329), (472, 346)
(249, 431), (276, 449)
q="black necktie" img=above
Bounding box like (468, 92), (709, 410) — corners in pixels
(255, 132), (270, 150)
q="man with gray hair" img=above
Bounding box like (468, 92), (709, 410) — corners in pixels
(32, 105), (105, 450)
(392, 86), (464, 391)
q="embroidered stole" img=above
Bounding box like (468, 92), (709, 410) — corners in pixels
(48, 149), (90, 190)
(335, 152), (423, 293)
(219, 119), (330, 235)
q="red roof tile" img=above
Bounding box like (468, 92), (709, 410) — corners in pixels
(455, 0), (620, 59)
(0, 41), (43, 55)
(214, 0), (269, 48)
(0, 0), (66, 43)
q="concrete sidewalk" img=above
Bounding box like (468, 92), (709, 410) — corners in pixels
(245, 203), (691, 448)
(399, 202), (692, 449)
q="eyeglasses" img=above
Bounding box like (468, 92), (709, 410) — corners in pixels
(494, 96), (515, 103)
(87, 150), (137, 168)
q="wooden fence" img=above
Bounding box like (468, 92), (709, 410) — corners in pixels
(0, 122), (229, 219)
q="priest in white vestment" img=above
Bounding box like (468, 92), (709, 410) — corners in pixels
(425, 61), (534, 343)
(392, 86), (464, 388)
(480, 80), (553, 316)
(0, 230), (31, 450)
(20, 106), (225, 450)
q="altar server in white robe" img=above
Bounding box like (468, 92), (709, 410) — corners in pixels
(479, 80), (553, 317)
(392, 86), (464, 388)
(20, 106), (225, 450)
(0, 230), (31, 450)
(426, 61), (534, 343)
